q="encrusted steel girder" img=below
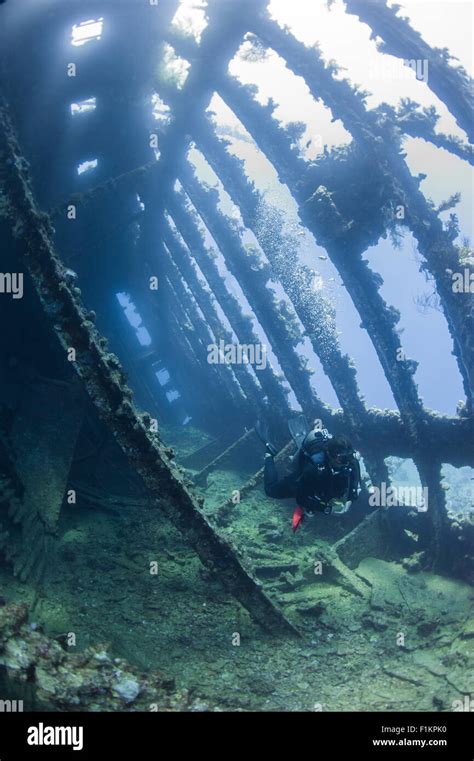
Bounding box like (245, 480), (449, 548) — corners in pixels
(144, 0), (268, 222)
(0, 96), (299, 637)
(343, 0), (474, 143)
(380, 102), (473, 166)
(217, 52), (423, 444)
(178, 162), (322, 422)
(244, 10), (473, 410)
(184, 104), (471, 469)
(161, 276), (229, 419)
(159, 227), (258, 417)
(164, 193), (293, 420)
(189, 116), (389, 483)
(192, 116), (370, 423)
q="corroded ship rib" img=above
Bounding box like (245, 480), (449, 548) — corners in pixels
(344, 0), (474, 142)
(0, 97), (299, 636)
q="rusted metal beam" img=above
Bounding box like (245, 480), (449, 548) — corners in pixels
(344, 0), (474, 142)
(246, 11), (473, 411)
(165, 198), (292, 421)
(0, 95), (300, 637)
(160, 234), (254, 416)
(216, 440), (294, 525)
(193, 427), (256, 486)
(178, 163), (322, 421)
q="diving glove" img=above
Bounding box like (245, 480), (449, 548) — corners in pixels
(331, 500), (351, 515)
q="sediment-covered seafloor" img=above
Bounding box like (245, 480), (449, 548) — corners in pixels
(0, 0), (473, 711)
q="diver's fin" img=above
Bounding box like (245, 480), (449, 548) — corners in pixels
(255, 416), (269, 445)
(255, 417), (277, 457)
(288, 414), (309, 449)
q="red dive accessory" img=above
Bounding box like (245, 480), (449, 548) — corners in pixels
(292, 505), (304, 532)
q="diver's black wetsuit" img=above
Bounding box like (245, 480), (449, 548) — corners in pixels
(264, 449), (360, 512)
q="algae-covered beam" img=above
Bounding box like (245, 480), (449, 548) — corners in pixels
(146, 0), (268, 223)
(384, 155), (474, 413)
(0, 95), (299, 636)
(382, 102), (474, 165)
(159, 230), (257, 420)
(244, 12), (473, 409)
(162, 275), (234, 416)
(217, 76), (427, 448)
(165, 195), (293, 423)
(193, 119), (367, 424)
(161, 222), (264, 416)
(190, 117), (389, 483)
(194, 427), (256, 486)
(415, 458), (451, 572)
(216, 440), (294, 525)
(49, 162), (158, 220)
(344, 0), (474, 142)
(179, 161), (322, 422)
(358, 408), (473, 467)
(161, 277), (231, 422)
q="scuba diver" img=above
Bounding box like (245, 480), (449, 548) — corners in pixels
(256, 415), (361, 531)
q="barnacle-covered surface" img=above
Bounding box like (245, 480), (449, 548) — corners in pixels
(0, 0), (472, 711)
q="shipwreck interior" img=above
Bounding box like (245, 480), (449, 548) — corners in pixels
(0, 0), (473, 711)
